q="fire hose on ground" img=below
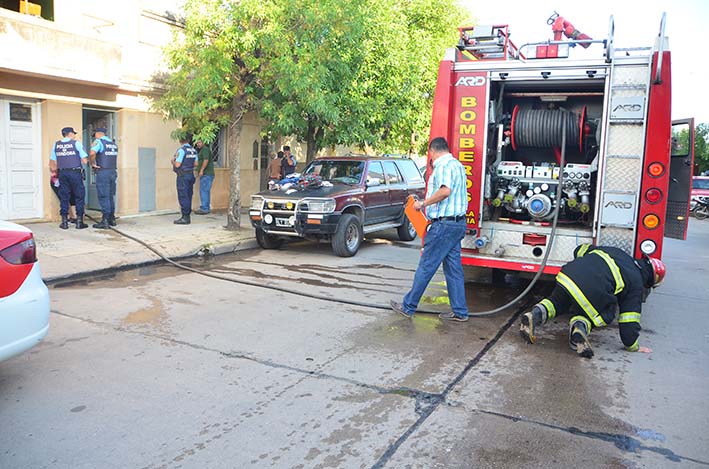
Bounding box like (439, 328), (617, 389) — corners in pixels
(83, 120), (568, 318)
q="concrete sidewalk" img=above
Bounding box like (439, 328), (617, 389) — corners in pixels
(29, 211), (257, 283)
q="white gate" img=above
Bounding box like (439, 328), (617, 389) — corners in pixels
(0, 99), (42, 221)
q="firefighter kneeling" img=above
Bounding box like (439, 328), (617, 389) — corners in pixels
(520, 244), (666, 358)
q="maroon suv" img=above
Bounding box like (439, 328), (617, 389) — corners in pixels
(249, 156), (426, 256)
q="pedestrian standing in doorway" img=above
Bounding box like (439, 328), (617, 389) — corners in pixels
(194, 139), (214, 215)
(171, 136), (197, 225)
(49, 127), (88, 229)
(268, 151), (283, 184)
(390, 137), (469, 322)
(89, 127), (119, 229)
(281, 145), (296, 178)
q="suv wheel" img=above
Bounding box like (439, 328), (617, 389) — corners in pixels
(397, 217), (417, 241)
(332, 214), (363, 257)
(255, 228), (284, 249)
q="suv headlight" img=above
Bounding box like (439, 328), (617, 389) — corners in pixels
(302, 198), (336, 213)
(250, 196), (264, 210)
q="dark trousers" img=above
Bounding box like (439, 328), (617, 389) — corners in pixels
(546, 285), (575, 317)
(176, 173), (195, 215)
(96, 169), (117, 216)
(58, 170), (85, 216)
(50, 180), (75, 206)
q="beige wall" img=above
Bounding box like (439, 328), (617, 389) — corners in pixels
(2, 2), (274, 221)
(41, 100), (82, 220)
(118, 109), (182, 214)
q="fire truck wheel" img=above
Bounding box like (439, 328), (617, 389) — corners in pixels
(332, 214), (363, 257)
(255, 228), (284, 249)
(397, 217), (417, 241)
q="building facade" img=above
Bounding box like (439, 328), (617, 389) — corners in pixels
(0, 0), (290, 222)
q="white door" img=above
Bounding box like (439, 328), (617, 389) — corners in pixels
(0, 99), (42, 220)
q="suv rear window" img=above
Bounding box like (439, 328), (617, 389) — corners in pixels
(396, 159), (424, 184)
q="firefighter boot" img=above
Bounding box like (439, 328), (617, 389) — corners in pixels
(108, 212), (117, 226)
(520, 304), (548, 344)
(59, 215), (69, 230)
(75, 215), (88, 229)
(569, 319), (594, 358)
(93, 215), (110, 229)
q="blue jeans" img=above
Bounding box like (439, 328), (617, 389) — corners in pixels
(403, 219), (468, 317)
(176, 173), (195, 215)
(199, 174), (214, 212)
(95, 169), (117, 216)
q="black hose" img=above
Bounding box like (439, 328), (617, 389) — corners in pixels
(85, 119), (568, 318)
(465, 113), (567, 317)
(515, 109), (578, 148)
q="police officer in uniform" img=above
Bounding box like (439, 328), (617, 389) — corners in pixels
(171, 136), (198, 225)
(89, 127), (119, 229)
(519, 244), (666, 358)
(49, 127), (89, 229)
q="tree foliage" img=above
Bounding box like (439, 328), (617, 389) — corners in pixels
(673, 122), (709, 174)
(154, 0), (274, 142)
(694, 123), (709, 174)
(153, 0), (468, 154)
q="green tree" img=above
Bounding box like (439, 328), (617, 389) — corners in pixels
(694, 123), (709, 174)
(258, 0), (466, 158)
(153, 0), (468, 228)
(154, 0), (275, 229)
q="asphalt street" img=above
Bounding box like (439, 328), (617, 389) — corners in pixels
(1, 224), (708, 468)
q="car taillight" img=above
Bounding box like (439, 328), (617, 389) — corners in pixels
(0, 236), (37, 265)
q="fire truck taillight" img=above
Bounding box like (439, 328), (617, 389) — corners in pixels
(640, 239), (657, 255)
(645, 188), (663, 204)
(648, 163), (665, 177)
(643, 214), (660, 229)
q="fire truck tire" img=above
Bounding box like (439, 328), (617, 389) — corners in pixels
(695, 204), (709, 220)
(397, 217), (417, 242)
(332, 214), (363, 257)
(255, 228), (284, 249)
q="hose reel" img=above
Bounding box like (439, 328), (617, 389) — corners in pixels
(510, 105), (586, 152)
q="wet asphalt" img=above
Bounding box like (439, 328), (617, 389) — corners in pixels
(1, 224), (708, 468)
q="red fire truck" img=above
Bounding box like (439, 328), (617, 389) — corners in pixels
(429, 12), (694, 275)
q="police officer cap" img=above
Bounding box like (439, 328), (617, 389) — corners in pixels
(95, 127), (107, 133)
(61, 127), (76, 136)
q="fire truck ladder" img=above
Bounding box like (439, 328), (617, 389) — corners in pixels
(596, 44), (654, 252)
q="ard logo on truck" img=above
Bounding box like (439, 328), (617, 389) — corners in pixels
(455, 76), (486, 87)
(604, 200), (633, 209)
(612, 103), (643, 113)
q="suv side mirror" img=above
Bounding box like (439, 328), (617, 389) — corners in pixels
(366, 178), (381, 187)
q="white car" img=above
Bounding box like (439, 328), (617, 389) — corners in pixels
(0, 220), (50, 362)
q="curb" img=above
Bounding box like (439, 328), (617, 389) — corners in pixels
(44, 237), (258, 286)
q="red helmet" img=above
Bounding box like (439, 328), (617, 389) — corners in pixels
(647, 257), (666, 287)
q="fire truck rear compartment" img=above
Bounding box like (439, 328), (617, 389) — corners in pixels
(466, 79), (606, 266)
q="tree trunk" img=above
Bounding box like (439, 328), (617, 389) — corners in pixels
(306, 122), (317, 163)
(226, 95), (246, 230)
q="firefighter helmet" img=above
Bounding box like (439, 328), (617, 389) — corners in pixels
(647, 257), (666, 287)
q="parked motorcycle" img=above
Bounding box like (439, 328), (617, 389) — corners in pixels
(692, 197), (709, 220)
